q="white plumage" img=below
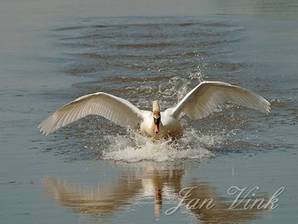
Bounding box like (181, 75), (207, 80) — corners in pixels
(38, 92), (143, 135)
(38, 81), (270, 138)
(170, 81), (270, 119)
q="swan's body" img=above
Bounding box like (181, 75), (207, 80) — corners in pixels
(140, 110), (183, 138)
(39, 81), (270, 139)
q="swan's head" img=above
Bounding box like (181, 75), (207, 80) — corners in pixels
(152, 100), (161, 134)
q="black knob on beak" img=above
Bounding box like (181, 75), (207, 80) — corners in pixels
(154, 117), (160, 124)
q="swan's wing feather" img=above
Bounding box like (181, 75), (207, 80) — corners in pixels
(38, 92), (143, 135)
(170, 81), (270, 119)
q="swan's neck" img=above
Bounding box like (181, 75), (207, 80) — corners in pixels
(152, 101), (160, 115)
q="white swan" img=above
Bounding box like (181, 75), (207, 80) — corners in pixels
(38, 81), (270, 139)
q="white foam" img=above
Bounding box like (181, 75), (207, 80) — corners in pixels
(102, 128), (222, 163)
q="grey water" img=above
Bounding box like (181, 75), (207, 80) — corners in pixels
(0, 0), (298, 223)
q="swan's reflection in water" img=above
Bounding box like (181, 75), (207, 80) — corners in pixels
(43, 163), (268, 223)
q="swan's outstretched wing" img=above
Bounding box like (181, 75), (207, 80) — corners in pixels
(169, 81), (270, 119)
(38, 92), (143, 135)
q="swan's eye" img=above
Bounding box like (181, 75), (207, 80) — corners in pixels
(154, 117), (160, 124)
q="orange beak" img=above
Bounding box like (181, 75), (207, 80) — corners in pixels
(154, 123), (160, 134)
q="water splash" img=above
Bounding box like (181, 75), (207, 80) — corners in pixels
(102, 128), (222, 163)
